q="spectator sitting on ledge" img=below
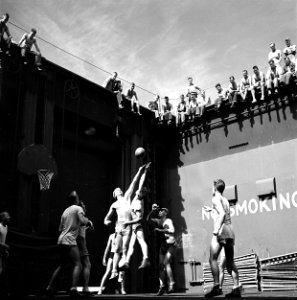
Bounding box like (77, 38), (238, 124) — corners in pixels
(251, 66), (266, 101)
(228, 76), (240, 108)
(268, 42), (282, 74)
(240, 70), (257, 103)
(148, 95), (161, 119)
(162, 96), (173, 125)
(214, 83), (229, 112)
(103, 72), (123, 109)
(176, 94), (187, 127)
(0, 13), (12, 56)
(283, 38), (296, 69)
(125, 82), (141, 115)
(18, 28), (43, 71)
(266, 59), (281, 96)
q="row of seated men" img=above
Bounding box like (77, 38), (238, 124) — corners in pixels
(148, 40), (296, 127)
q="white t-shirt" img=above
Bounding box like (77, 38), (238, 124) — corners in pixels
(58, 205), (85, 246)
(268, 49), (282, 66)
(283, 44), (296, 64)
(0, 223), (8, 244)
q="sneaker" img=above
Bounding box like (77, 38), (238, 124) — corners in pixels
(138, 258), (151, 269)
(156, 286), (166, 296)
(205, 285), (223, 298)
(252, 98), (257, 103)
(37, 66), (43, 71)
(225, 286), (242, 298)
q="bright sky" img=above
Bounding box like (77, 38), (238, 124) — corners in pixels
(2, 0), (297, 111)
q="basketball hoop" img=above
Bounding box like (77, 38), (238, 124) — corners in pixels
(37, 169), (54, 191)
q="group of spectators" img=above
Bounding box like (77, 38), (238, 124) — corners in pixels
(2, 12), (296, 128)
(103, 38), (296, 129)
(0, 13), (43, 71)
(172, 39), (296, 127)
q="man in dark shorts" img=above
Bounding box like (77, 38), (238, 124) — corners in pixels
(77, 201), (94, 296)
(147, 204), (176, 296)
(205, 179), (242, 298)
(46, 191), (93, 297)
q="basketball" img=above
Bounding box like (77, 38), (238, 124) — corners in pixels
(135, 147), (145, 158)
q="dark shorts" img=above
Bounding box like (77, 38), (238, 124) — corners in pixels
(108, 252), (115, 260)
(77, 236), (89, 257)
(218, 237), (235, 246)
(58, 244), (76, 265)
(160, 242), (176, 256)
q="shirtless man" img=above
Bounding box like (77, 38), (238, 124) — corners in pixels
(251, 66), (265, 101)
(147, 204), (176, 296)
(104, 164), (146, 279)
(125, 82), (141, 115)
(204, 180), (241, 298)
(18, 28), (42, 71)
(122, 162), (151, 269)
(240, 70), (257, 103)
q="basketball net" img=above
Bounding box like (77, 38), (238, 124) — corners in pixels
(37, 169), (54, 191)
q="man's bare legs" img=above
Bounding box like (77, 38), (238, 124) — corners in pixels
(47, 246), (82, 295)
(98, 258), (113, 294)
(157, 252), (175, 295)
(81, 255), (91, 293)
(209, 235), (223, 286)
(126, 230), (149, 268)
(111, 233), (130, 278)
(224, 244), (240, 289)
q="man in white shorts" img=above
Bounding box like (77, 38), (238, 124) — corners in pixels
(104, 164), (147, 279)
(240, 70), (257, 103)
(122, 162), (151, 269)
(251, 66), (266, 101)
(125, 82), (141, 115)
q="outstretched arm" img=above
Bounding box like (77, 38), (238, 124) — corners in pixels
(34, 40), (41, 53)
(18, 33), (26, 47)
(134, 162), (151, 199)
(104, 205), (115, 226)
(124, 164), (146, 200)
(102, 234), (113, 266)
(212, 196), (225, 235)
